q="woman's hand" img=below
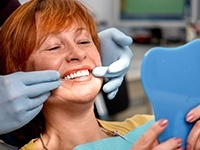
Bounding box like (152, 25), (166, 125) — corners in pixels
(186, 105), (200, 149)
(131, 119), (183, 150)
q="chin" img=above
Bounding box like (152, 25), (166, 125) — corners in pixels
(73, 83), (102, 101)
(74, 93), (99, 103)
(50, 79), (102, 104)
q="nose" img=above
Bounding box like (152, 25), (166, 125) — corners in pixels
(65, 44), (86, 62)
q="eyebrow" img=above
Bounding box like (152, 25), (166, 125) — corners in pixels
(75, 27), (88, 34)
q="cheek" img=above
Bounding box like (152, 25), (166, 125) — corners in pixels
(89, 50), (102, 66)
(26, 54), (63, 71)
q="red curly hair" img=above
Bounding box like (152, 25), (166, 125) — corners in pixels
(0, 0), (100, 147)
(0, 0), (100, 75)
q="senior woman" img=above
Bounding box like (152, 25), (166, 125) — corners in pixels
(0, 0), (184, 149)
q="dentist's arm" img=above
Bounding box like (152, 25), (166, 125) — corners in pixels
(0, 71), (61, 134)
(93, 28), (133, 99)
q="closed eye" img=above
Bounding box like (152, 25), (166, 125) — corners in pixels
(48, 46), (60, 51)
(79, 41), (90, 44)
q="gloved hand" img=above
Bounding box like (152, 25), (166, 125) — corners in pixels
(0, 71), (61, 134)
(93, 28), (133, 99)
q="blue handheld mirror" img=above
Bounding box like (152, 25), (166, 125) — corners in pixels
(141, 39), (200, 148)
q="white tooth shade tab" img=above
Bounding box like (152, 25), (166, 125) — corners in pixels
(64, 70), (89, 80)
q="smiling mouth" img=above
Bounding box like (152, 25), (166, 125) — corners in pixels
(63, 70), (90, 80)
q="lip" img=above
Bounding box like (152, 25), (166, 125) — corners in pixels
(62, 65), (93, 79)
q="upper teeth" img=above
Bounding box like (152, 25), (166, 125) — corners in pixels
(64, 70), (89, 80)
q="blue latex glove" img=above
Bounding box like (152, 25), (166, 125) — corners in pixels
(93, 28), (133, 99)
(0, 71), (61, 134)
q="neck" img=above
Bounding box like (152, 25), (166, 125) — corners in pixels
(35, 102), (107, 150)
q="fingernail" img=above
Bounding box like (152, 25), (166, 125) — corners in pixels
(186, 144), (191, 150)
(56, 80), (62, 85)
(186, 113), (194, 122)
(174, 138), (182, 147)
(159, 119), (168, 127)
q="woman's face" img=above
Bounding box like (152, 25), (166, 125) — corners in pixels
(26, 23), (102, 103)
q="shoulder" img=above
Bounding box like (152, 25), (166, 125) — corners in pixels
(20, 139), (37, 150)
(98, 115), (154, 135)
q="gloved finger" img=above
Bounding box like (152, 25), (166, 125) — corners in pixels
(8, 97), (44, 130)
(25, 104), (43, 124)
(28, 92), (51, 110)
(9, 105), (42, 133)
(106, 89), (118, 100)
(102, 76), (124, 93)
(108, 58), (130, 74)
(26, 80), (61, 98)
(108, 47), (133, 73)
(10, 94), (44, 118)
(111, 28), (133, 46)
(92, 66), (126, 78)
(92, 66), (109, 77)
(16, 70), (60, 85)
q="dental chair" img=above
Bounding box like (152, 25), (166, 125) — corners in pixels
(141, 39), (200, 149)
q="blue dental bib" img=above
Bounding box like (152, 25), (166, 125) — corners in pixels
(73, 120), (154, 150)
